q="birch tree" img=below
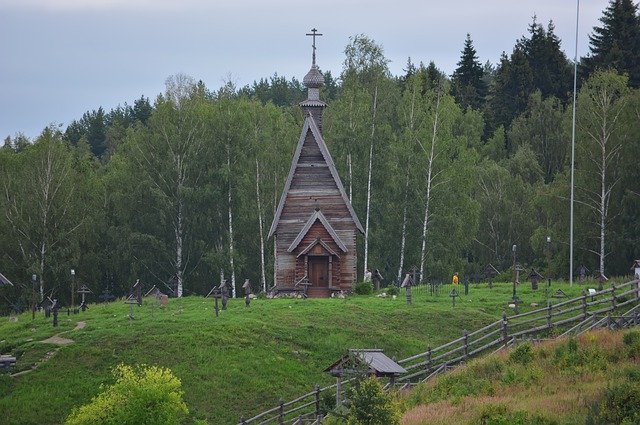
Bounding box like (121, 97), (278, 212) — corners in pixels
(575, 70), (630, 277)
(2, 127), (83, 300)
(126, 78), (210, 297)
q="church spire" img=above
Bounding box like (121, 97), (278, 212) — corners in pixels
(301, 28), (327, 130)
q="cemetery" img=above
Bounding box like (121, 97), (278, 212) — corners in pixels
(2, 1), (640, 423)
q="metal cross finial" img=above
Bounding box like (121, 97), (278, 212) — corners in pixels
(306, 28), (323, 66)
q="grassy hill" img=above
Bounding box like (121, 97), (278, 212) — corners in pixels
(402, 328), (640, 424)
(0, 282), (592, 424)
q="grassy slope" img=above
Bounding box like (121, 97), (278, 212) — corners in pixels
(0, 282), (588, 424)
(402, 328), (640, 425)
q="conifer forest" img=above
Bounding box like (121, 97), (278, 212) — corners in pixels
(1, 0), (639, 310)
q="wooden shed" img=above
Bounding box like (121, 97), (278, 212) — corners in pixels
(268, 49), (364, 297)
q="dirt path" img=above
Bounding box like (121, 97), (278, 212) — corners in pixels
(10, 320), (86, 377)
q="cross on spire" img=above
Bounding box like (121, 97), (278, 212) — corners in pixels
(306, 28), (323, 66)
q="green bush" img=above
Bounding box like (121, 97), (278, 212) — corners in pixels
(477, 403), (556, 425)
(587, 379), (640, 425)
(385, 285), (399, 296)
(354, 281), (373, 295)
(509, 342), (534, 365)
(623, 330), (640, 359)
(346, 377), (401, 425)
(65, 364), (188, 425)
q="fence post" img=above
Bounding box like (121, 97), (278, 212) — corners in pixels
(502, 312), (508, 346)
(611, 284), (617, 310)
(634, 310), (638, 326)
(278, 398), (284, 425)
(315, 384), (321, 417)
(547, 301), (553, 329)
(426, 345), (432, 374)
(463, 330), (469, 360)
(581, 289), (588, 319)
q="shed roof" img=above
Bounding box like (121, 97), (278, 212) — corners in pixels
(0, 272), (13, 286)
(324, 349), (406, 377)
(268, 115), (364, 238)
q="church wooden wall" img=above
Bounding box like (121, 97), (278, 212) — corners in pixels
(274, 129), (357, 290)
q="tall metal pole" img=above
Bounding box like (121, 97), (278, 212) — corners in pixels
(569, 0), (580, 287)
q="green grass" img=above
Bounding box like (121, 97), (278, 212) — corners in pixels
(402, 328), (640, 425)
(0, 281), (602, 424)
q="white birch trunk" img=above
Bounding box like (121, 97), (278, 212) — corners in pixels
(227, 151), (237, 298)
(347, 153), (353, 204)
(419, 91), (442, 283)
(175, 196), (184, 297)
(398, 84), (417, 284)
(599, 139), (606, 277)
(39, 242), (45, 301)
(397, 170), (410, 284)
(256, 158), (267, 292)
(363, 85), (378, 280)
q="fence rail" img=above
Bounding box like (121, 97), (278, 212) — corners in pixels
(239, 279), (640, 425)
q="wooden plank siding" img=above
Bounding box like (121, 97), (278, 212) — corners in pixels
(271, 118), (361, 295)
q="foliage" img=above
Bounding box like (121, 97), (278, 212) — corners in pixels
(354, 281), (374, 295)
(583, 0), (640, 88)
(586, 378), (640, 425)
(477, 404), (557, 425)
(623, 330), (640, 358)
(508, 342), (534, 365)
(65, 364), (188, 425)
(385, 285), (399, 296)
(345, 377), (401, 425)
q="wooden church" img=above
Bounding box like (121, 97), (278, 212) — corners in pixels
(268, 32), (364, 297)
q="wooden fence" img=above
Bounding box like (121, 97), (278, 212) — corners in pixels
(238, 279), (640, 425)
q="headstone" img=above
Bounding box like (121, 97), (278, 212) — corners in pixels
(578, 265), (588, 284)
(449, 288), (459, 307)
(220, 279), (229, 310)
(77, 284), (92, 312)
(52, 299), (59, 327)
(242, 279), (252, 307)
(483, 264), (499, 289)
(372, 269), (383, 291)
(401, 273), (413, 305)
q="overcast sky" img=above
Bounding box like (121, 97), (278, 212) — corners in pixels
(0, 0), (607, 140)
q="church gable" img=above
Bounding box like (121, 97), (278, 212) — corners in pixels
(268, 117), (364, 238)
(287, 210), (348, 253)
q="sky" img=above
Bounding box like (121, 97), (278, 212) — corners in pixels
(0, 0), (607, 140)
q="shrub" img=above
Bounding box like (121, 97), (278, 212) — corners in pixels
(354, 281), (373, 295)
(587, 380), (640, 425)
(385, 285), (399, 296)
(346, 377), (401, 425)
(477, 403), (556, 425)
(623, 330), (640, 359)
(65, 364), (188, 425)
(509, 342), (534, 365)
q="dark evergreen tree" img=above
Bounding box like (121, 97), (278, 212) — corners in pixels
(523, 19), (572, 101)
(485, 45), (533, 140)
(450, 34), (487, 110)
(583, 0), (640, 88)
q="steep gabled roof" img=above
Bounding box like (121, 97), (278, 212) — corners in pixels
(297, 238), (341, 258)
(268, 115), (364, 238)
(287, 209), (348, 253)
(0, 272), (13, 286)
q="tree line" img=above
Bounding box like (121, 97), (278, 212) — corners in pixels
(1, 0), (639, 310)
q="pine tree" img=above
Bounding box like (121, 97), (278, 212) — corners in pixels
(524, 19), (572, 101)
(583, 0), (640, 88)
(451, 34), (486, 110)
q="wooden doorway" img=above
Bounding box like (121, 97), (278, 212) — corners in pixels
(308, 256), (330, 297)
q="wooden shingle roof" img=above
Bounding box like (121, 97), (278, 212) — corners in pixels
(268, 115), (364, 238)
(287, 209), (348, 253)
